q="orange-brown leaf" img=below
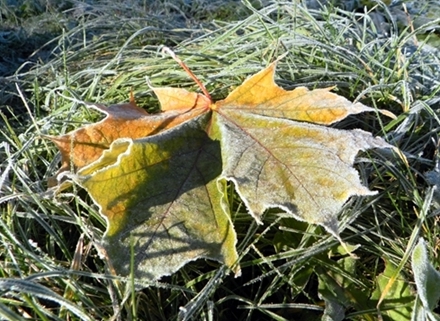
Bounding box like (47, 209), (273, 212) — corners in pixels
(49, 91), (209, 184)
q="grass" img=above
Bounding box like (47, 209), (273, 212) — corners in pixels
(1, 0), (440, 320)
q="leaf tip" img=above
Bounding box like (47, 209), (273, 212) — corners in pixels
(378, 109), (397, 119)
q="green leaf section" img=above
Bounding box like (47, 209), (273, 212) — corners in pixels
(315, 254), (413, 321)
(316, 250), (376, 321)
(370, 259), (414, 321)
(77, 114), (239, 279)
(411, 237), (440, 321)
(272, 218), (413, 320)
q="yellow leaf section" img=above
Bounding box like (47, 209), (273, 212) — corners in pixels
(217, 62), (393, 124)
(76, 115), (239, 279)
(77, 139), (148, 236)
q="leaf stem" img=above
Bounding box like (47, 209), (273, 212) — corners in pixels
(161, 46), (212, 102)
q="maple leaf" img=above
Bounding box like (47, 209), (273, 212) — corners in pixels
(50, 55), (395, 281)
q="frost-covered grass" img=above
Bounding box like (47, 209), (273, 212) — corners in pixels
(1, 0), (440, 320)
